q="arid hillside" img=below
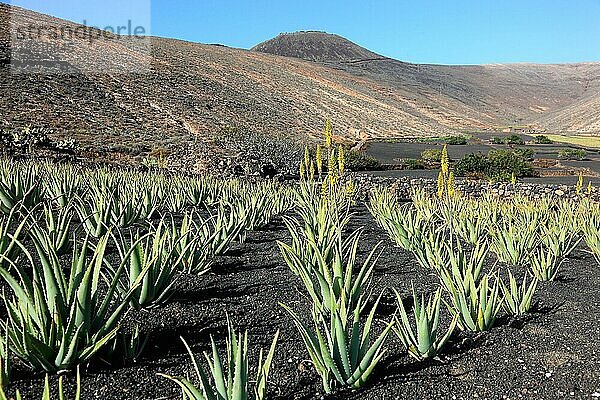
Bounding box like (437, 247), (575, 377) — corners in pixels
(1, 5), (599, 169)
(254, 32), (600, 136)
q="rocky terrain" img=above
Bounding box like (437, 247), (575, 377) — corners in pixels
(0, 5), (599, 171)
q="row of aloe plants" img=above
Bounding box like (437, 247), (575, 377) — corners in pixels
(0, 158), (293, 398)
(366, 186), (600, 353)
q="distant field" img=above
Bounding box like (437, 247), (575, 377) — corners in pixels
(544, 134), (600, 149)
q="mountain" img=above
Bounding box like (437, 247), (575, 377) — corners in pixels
(1, 5), (599, 171)
(251, 31), (383, 62)
(253, 33), (600, 134)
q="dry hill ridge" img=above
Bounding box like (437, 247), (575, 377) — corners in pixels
(1, 5), (599, 171)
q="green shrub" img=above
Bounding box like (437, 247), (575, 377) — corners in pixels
(344, 149), (381, 171)
(514, 147), (535, 160)
(402, 158), (425, 170)
(487, 150), (535, 181)
(445, 136), (468, 145)
(534, 135), (553, 144)
(421, 149), (442, 163)
(453, 153), (489, 179)
(505, 135), (525, 145)
(491, 135), (524, 145)
(558, 148), (586, 160)
(454, 150), (534, 181)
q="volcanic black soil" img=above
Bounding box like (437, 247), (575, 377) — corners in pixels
(7, 206), (600, 399)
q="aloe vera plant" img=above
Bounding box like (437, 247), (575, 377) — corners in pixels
(449, 209), (487, 246)
(28, 204), (74, 256)
(0, 234), (141, 372)
(368, 189), (427, 252)
(437, 239), (489, 295)
(115, 222), (189, 309)
(100, 325), (148, 366)
(170, 210), (245, 274)
(528, 247), (562, 281)
(0, 164), (43, 214)
(281, 295), (392, 394)
(279, 229), (379, 320)
(582, 215), (600, 266)
(489, 220), (539, 266)
(0, 209), (28, 268)
(393, 287), (456, 361)
(0, 369), (82, 400)
(0, 329), (9, 388)
(160, 320), (279, 400)
(74, 190), (113, 238)
(110, 187), (144, 228)
(500, 270), (537, 316)
(43, 169), (80, 208)
(541, 215), (581, 260)
(446, 274), (503, 332)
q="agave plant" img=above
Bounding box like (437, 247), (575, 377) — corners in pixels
(528, 247), (562, 281)
(582, 215), (600, 266)
(115, 222), (189, 309)
(28, 203), (74, 256)
(0, 234), (141, 372)
(43, 168), (80, 208)
(0, 369), (81, 400)
(278, 229), (379, 320)
(74, 189), (113, 238)
(0, 164), (43, 214)
(160, 319), (279, 400)
(499, 270), (537, 316)
(393, 287), (456, 361)
(445, 274), (503, 332)
(489, 220), (539, 266)
(0, 209), (28, 268)
(281, 295), (392, 394)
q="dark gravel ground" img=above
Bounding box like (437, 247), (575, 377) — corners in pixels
(6, 206), (600, 399)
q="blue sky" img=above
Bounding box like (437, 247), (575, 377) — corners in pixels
(6, 0), (600, 65)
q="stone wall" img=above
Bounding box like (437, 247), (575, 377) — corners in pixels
(352, 174), (600, 202)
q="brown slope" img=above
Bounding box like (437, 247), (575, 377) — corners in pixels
(534, 90), (600, 134)
(0, 4), (493, 155)
(254, 33), (600, 133)
(1, 4), (599, 171)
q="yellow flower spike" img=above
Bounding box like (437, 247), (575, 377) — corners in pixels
(437, 171), (445, 199)
(325, 118), (333, 149)
(576, 172), (583, 194)
(338, 145), (345, 176)
(447, 171), (456, 198)
(316, 144), (323, 176)
(587, 181), (593, 195)
(321, 178), (328, 198)
(441, 144), (450, 178)
(309, 161), (315, 181)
